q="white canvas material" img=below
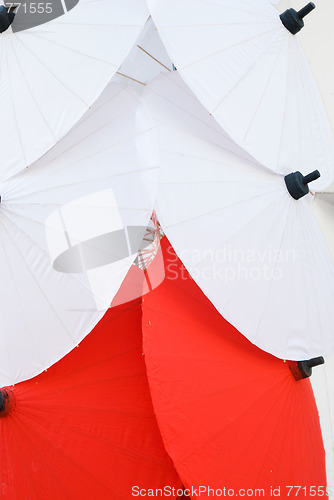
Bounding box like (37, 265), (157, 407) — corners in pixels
(0, 0), (149, 180)
(0, 82), (159, 386)
(146, 72), (334, 361)
(147, 0), (334, 190)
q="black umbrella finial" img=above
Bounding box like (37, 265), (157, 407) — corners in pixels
(280, 2), (315, 35)
(284, 169), (320, 200)
(0, 388), (16, 417)
(0, 5), (16, 34)
(289, 357), (325, 381)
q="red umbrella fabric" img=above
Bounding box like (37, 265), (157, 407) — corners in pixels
(143, 238), (327, 498)
(0, 277), (181, 499)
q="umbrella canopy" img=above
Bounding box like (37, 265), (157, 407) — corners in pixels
(142, 237), (328, 496)
(145, 72), (334, 360)
(147, 0), (334, 190)
(0, 292), (182, 499)
(0, 0), (149, 179)
(0, 81), (159, 386)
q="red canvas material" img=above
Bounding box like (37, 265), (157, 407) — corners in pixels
(0, 283), (181, 498)
(143, 237), (327, 498)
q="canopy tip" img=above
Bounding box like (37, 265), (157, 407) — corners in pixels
(0, 5), (15, 34)
(280, 2), (316, 35)
(289, 356), (325, 381)
(0, 388), (16, 416)
(284, 170), (320, 200)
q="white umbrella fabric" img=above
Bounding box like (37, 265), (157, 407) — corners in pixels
(145, 72), (334, 361)
(0, 0), (149, 180)
(146, 0), (334, 190)
(0, 81), (159, 386)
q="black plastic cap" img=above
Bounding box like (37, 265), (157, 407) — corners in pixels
(280, 2), (315, 35)
(0, 390), (5, 412)
(0, 5), (15, 33)
(0, 388), (16, 416)
(285, 170), (320, 200)
(297, 356), (325, 378)
(289, 356), (325, 381)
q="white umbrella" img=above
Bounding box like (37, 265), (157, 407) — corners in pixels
(0, 81), (159, 386)
(0, 0), (149, 180)
(145, 72), (334, 361)
(147, 0), (334, 190)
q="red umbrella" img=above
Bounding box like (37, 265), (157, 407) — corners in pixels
(143, 238), (327, 498)
(0, 275), (181, 498)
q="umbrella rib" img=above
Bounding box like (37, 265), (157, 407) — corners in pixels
(180, 27), (277, 71)
(250, 377), (296, 485)
(159, 147), (263, 171)
(176, 375), (289, 465)
(1, 206), (148, 306)
(242, 33), (287, 145)
(5, 166), (158, 201)
(149, 74), (239, 144)
(36, 22), (144, 27)
(14, 35), (90, 107)
(213, 29), (283, 117)
(151, 111), (232, 151)
(199, 0), (275, 19)
(162, 187), (282, 234)
(1, 214), (96, 343)
(63, 86), (126, 132)
(159, 22), (276, 29)
(275, 35), (292, 173)
(8, 36), (58, 142)
(250, 200), (291, 343)
(20, 31), (120, 67)
(297, 48), (322, 176)
(0, 256), (15, 384)
(3, 40), (28, 165)
(0, 223), (46, 368)
(137, 45), (171, 71)
(30, 113), (153, 175)
(116, 72), (146, 86)
(12, 415), (115, 496)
